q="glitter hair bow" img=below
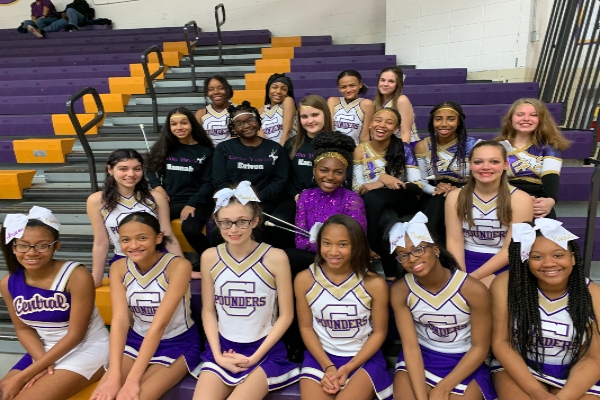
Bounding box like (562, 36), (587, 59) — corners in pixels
(213, 181), (261, 213)
(388, 212), (433, 253)
(3, 206), (61, 244)
(512, 218), (578, 262)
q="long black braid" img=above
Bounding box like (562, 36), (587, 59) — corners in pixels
(508, 232), (598, 378)
(378, 107), (407, 178)
(264, 73), (295, 105)
(226, 101), (262, 137)
(427, 101), (469, 180)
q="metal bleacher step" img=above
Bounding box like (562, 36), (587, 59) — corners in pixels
(191, 43), (269, 56)
(84, 134), (160, 150)
(43, 163), (107, 183)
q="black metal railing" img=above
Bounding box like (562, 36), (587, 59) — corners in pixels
(535, 0), (600, 129)
(66, 87), (105, 193)
(215, 3), (226, 64)
(184, 20), (201, 92)
(141, 45), (165, 134)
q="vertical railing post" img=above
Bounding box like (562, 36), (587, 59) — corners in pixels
(141, 45), (164, 134)
(184, 21), (201, 92)
(215, 3), (226, 65)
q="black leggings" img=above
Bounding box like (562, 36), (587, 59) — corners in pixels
(363, 187), (420, 277)
(169, 202), (211, 257)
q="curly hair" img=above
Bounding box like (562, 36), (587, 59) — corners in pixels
(264, 73), (295, 105)
(427, 101), (469, 180)
(288, 95), (333, 159)
(146, 107), (213, 178)
(102, 149), (155, 213)
(373, 66), (404, 110)
(374, 108), (407, 178)
(203, 75), (234, 103)
(337, 69), (368, 96)
(312, 131), (356, 167)
(496, 98), (571, 151)
(507, 231), (597, 377)
(226, 101), (262, 136)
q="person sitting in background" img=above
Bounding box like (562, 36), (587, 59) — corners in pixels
(27, 0), (91, 36)
(19, 0), (59, 36)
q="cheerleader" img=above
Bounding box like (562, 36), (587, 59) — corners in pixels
(0, 206), (109, 400)
(353, 107), (423, 277)
(258, 73), (297, 145)
(91, 212), (201, 400)
(445, 140), (533, 286)
(194, 181), (299, 399)
(327, 70), (374, 145)
(373, 66), (419, 144)
(195, 75), (235, 145)
(146, 107), (215, 279)
(491, 218), (600, 399)
(87, 149), (182, 287)
(390, 212), (496, 400)
(415, 101), (479, 241)
(295, 214), (392, 400)
(495, 98), (570, 219)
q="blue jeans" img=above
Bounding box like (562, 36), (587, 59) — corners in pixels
(22, 17), (58, 30)
(42, 9), (85, 32)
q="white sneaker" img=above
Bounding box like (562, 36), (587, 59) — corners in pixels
(27, 25), (44, 38)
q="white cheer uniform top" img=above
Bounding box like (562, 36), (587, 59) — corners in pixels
(333, 97), (365, 145)
(201, 104), (232, 145)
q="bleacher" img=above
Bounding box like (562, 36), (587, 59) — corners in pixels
(0, 16), (598, 400)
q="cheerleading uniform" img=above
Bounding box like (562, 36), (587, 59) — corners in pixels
(10, 262), (109, 379)
(333, 97), (366, 146)
(201, 104), (233, 145)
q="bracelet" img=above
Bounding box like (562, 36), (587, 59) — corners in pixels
(324, 364), (335, 371)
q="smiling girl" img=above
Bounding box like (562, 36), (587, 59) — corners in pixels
(0, 207), (109, 400)
(373, 66), (419, 144)
(389, 212), (495, 400)
(194, 181), (299, 400)
(259, 73), (297, 145)
(146, 107), (215, 278)
(353, 107), (423, 278)
(195, 75), (235, 146)
(327, 70), (374, 145)
(445, 141), (533, 286)
(495, 99), (570, 219)
(295, 214), (392, 400)
(491, 219), (600, 399)
(90, 212), (201, 400)
(87, 149), (182, 288)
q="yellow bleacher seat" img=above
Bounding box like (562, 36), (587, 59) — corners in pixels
(0, 170), (36, 199)
(13, 138), (75, 163)
(271, 37), (302, 48)
(69, 381), (99, 400)
(52, 114), (104, 135)
(171, 219), (193, 252)
(261, 47), (295, 59)
(255, 59), (291, 74)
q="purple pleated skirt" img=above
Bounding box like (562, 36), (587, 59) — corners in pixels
(200, 334), (300, 390)
(465, 250), (508, 275)
(124, 326), (202, 377)
(396, 345), (497, 400)
(491, 359), (600, 396)
(300, 349), (393, 400)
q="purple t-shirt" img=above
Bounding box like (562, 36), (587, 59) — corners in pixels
(30, 0), (58, 18)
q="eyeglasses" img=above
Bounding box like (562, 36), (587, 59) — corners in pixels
(215, 219), (253, 230)
(13, 241), (57, 253)
(233, 117), (258, 129)
(395, 244), (434, 264)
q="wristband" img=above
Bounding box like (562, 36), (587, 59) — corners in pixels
(324, 364), (335, 371)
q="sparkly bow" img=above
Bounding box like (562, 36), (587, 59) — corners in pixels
(3, 206), (61, 244)
(388, 212), (433, 253)
(309, 222), (323, 243)
(213, 181), (260, 213)
(512, 218), (578, 262)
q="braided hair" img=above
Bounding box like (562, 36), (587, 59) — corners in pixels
(226, 101), (262, 137)
(385, 217), (459, 280)
(507, 230), (598, 378)
(312, 131), (355, 167)
(264, 73), (295, 105)
(427, 101), (469, 180)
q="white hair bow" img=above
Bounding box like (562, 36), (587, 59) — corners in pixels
(512, 218), (578, 262)
(213, 181), (261, 213)
(309, 222), (323, 243)
(3, 206), (61, 244)
(388, 212), (433, 253)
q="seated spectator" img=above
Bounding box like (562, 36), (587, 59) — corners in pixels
(20, 0), (59, 36)
(28, 0), (91, 36)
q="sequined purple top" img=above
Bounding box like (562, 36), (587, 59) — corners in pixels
(295, 187), (367, 252)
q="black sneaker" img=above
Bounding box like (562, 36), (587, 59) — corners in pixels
(27, 25), (44, 38)
(65, 24), (79, 32)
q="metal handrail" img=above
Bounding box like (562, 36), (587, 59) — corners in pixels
(66, 87), (104, 193)
(215, 3), (226, 64)
(583, 162), (600, 278)
(184, 21), (201, 92)
(141, 45), (165, 134)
